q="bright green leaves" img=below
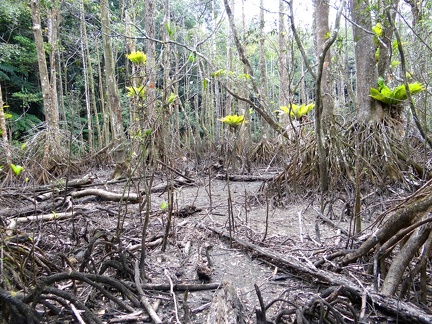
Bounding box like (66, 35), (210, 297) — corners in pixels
(370, 80), (425, 106)
(166, 92), (177, 104)
(126, 51), (147, 101)
(391, 60), (400, 69)
(126, 85), (146, 99)
(165, 23), (176, 38)
(126, 51), (147, 65)
(211, 69), (227, 78)
(372, 23), (383, 37)
(275, 103), (315, 119)
(211, 69), (250, 80)
(203, 78), (209, 91)
(160, 201), (168, 211)
(10, 163), (24, 176)
(188, 54), (196, 63)
(238, 73), (251, 80)
(218, 114), (247, 128)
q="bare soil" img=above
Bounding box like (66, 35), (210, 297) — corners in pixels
(0, 167), (404, 323)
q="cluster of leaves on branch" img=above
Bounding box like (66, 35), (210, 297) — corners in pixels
(274, 103), (315, 120)
(369, 77), (425, 107)
(218, 114), (247, 128)
(126, 51), (147, 65)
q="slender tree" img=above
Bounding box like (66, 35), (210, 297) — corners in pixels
(259, 0), (268, 139)
(0, 84), (11, 166)
(30, 0), (60, 140)
(314, 0), (334, 127)
(81, 0), (102, 149)
(350, 0), (383, 122)
(100, 0), (126, 168)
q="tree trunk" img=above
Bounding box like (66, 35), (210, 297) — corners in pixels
(278, 0), (289, 107)
(314, 0), (334, 127)
(0, 84), (11, 166)
(80, 1), (94, 153)
(350, 0), (383, 122)
(259, 0), (268, 140)
(212, 0), (222, 144)
(82, 0), (102, 149)
(145, 0), (156, 123)
(30, 0), (60, 139)
(100, 0), (125, 164)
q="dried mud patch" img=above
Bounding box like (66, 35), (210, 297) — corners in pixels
(2, 171), (372, 323)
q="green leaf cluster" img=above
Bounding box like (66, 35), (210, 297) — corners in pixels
(274, 103), (315, 119)
(370, 80), (425, 106)
(126, 85), (146, 99)
(372, 23), (383, 37)
(126, 51), (147, 65)
(10, 163), (24, 176)
(218, 114), (247, 128)
(166, 92), (177, 104)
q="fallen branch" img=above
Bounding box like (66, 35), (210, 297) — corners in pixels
(215, 174), (274, 182)
(7, 211), (81, 230)
(141, 282), (221, 292)
(134, 261), (163, 324)
(204, 224), (432, 324)
(71, 189), (140, 203)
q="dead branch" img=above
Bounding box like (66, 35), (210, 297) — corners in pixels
(71, 188), (140, 203)
(6, 211), (81, 230)
(134, 261), (163, 324)
(205, 224), (432, 323)
(215, 174), (274, 182)
(141, 282), (221, 292)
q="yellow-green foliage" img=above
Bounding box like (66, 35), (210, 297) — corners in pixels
(10, 163), (24, 176)
(218, 114), (247, 128)
(370, 79), (425, 106)
(126, 85), (146, 99)
(126, 51), (147, 65)
(275, 103), (315, 119)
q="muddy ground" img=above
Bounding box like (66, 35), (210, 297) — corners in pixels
(2, 167), (386, 323)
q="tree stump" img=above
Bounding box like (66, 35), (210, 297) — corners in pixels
(206, 281), (246, 324)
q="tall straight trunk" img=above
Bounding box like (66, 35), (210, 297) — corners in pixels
(0, 84), (11, 165)
(80, 1), (93, 153)
(314, 0), (334, 127)
(145, 0), (156, 124)
(96, 43), (110, 147)
(350, 0), (382, 122)
(161, 0), (171, 161)
(82, 0), (102, 148)
(124, 1), (141, 154)
(212, 0), (222, 144)
(30, 0), (60, 139)
(100, 0), (124, 145)
(47, 6), (60, 128)
(259, 0), (267, 139)
(225, 0), (235, 117)
(278, 0), (289, 107)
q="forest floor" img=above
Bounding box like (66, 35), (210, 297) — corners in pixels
(2, 164), (428, 323)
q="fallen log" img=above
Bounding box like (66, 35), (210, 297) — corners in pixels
(141, 282), (221, 292)
(204, 224), (432, 324)
(71, 189), (140, 203)
(6, 211), (82, 231)
(215, 174), (274, 182)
